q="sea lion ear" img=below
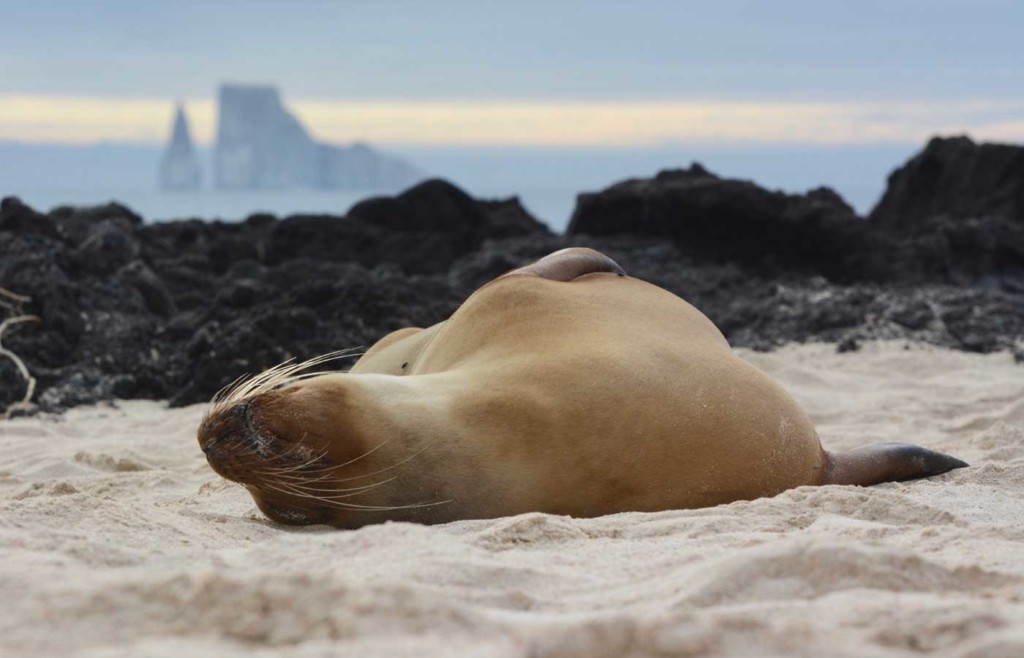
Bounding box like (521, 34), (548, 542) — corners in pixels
(505, 247), (627, 282)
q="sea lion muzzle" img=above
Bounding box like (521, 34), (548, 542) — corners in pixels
(198, 401), (250, 455)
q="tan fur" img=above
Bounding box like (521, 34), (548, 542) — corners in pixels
(347, 270), (826, 520)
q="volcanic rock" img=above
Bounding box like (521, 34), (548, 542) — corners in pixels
(0, 197), (57, 238)
(870, 136), (1024, 231)
(2, 147), (1023, 415)
(566, 164), (879, 281)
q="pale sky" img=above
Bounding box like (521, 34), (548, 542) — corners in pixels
(2, 0), (1022, 147)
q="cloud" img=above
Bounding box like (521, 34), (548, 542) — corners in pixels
(0, 95), (216, 144)
(1, 94), (1022, 147)
(971, 119), (1024, 143)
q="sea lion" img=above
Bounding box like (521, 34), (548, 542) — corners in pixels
(197, 247), (967, 528)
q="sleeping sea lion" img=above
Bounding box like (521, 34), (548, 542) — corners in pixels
(197, 248), (967, 527)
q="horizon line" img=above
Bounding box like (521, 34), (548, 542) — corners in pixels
(1, 93), (1023, 148)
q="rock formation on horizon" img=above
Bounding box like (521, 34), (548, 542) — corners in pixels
(213, 84), (422, 192)
(158, 103), (202, 191)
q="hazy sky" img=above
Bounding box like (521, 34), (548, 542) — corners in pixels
(2, 0), (1023, 146)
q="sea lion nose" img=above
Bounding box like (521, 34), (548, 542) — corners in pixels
(198, 401), (251, 455)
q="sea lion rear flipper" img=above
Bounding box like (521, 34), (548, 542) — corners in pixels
(822, 442), (968, 486)
(506, 247), (626, 282)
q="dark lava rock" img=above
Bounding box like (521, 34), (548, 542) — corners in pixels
(890, 299), (935, 331)
(0, 196), (58, 238)
(116, 261), (177, 318)
(71, 221), (140, 275)
(567, 153), (1024, 287)
(476, 196), (552, 239)
(864, 137), (1024, 286)
(0, 182), (511, 412)
(349, 178), (488, 234)
(886, 213), (1024, 286)
(837, 336), (861, 353)
(566, 164), (881, 282)
(264, 180), (551, 276)
(871, 136), (1024, 231)
(1, 151), (1023, 415)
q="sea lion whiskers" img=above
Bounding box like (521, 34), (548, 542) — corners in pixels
(206, 428), (326, 475)
(253, 440), (450, 513)
(239, 444), (322, 472)
(292, 441), (439, 485)
(260, 481), (451, 512)
(258, 435), (396, 480)
(202, 440), (309, 475)
(211, 372), (248, 406)
(253, 440), (434, 492)
(256, 475), (399, 498)
(208, 348), (365, 417)
(247, 446), (379, 486)
(251, 445), (332, 476)
(212, 352), (337, 410)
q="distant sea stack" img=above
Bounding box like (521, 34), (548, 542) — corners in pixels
(213, 83), (422, 192)
(158, 103), (202, 191)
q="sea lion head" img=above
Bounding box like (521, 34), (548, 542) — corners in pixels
(196, 351), (423, 527)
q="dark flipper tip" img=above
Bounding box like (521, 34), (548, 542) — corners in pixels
(888, 443), (969, 480)
(825, 442), (969, 486)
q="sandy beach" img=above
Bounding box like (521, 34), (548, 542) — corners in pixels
(2, 341), (1023, 658)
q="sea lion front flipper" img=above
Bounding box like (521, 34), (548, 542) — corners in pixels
(505, 247), (626, 282)
(822, 442), (968, 486)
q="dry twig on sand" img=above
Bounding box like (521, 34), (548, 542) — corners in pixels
(0, 288), (41, 418)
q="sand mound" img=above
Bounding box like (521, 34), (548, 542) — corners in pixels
(2, 342), (1023, 657)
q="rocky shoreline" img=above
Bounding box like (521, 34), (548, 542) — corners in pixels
(2, 136), (1022, 414)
